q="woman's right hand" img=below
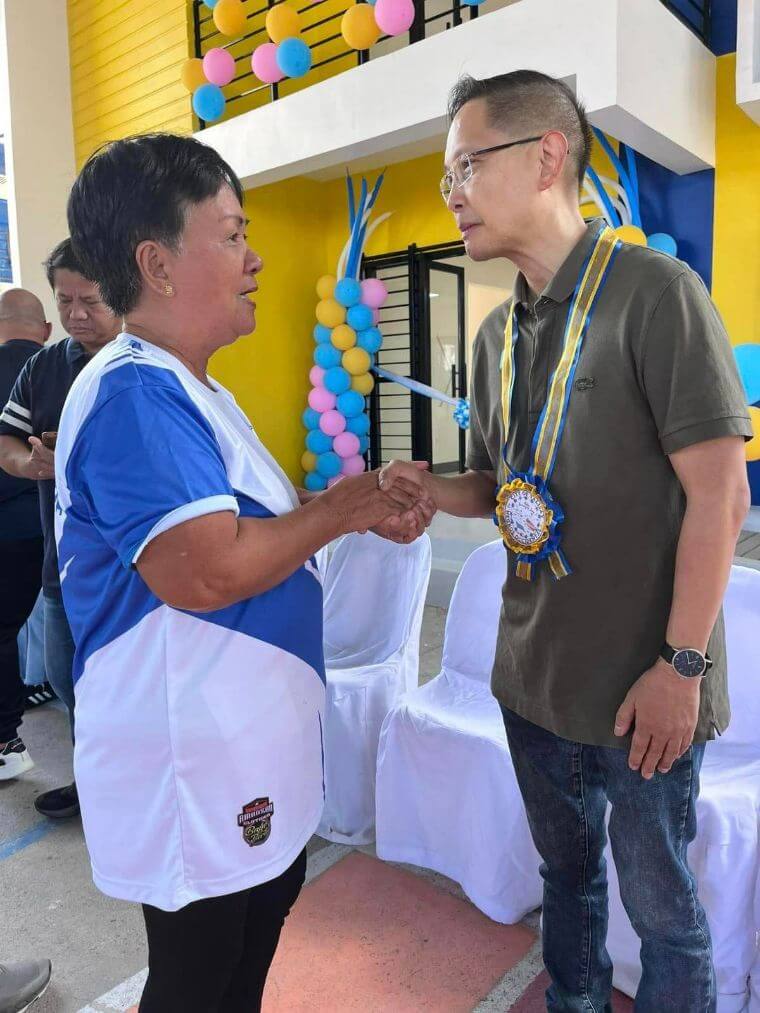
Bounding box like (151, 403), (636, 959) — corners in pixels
(321, 470), (429, 535)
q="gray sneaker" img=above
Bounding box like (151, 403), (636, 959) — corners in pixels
(0, 959), (51, 1013)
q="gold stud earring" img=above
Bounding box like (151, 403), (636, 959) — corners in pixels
(164, 283), (175, 297)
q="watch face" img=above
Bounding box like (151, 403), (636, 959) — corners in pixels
(673, 649), (706, 678)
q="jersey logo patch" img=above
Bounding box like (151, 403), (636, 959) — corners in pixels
(237, 797), (274, 847)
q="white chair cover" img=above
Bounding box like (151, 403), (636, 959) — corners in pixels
(606, 565), (760, 1011)
(317, 532), (431, 845)
(375, 539), (542, 923)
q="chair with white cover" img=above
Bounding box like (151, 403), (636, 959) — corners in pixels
(375, 539), (542, 923)
(317, 531), (431, 845)
(606, 564), (760, 1012)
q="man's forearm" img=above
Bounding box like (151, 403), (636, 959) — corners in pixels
(424, 469), (496, 519)
(0, 434), (32, 478)
(666, 493), (747, 652)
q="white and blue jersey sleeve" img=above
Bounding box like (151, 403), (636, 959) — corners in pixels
(67, 377), (239, 569)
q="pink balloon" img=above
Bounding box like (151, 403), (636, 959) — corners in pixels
(374, 0), (415, 35)
(372, 308), (380, 325)
(327, 475), (345, 488)
(309, 365), (325, 387)
(320, 409), (347, 437)
(360, 278), (388, 309)
(333, 431), (360, 458)
(203, 48), (236, 87)
(308, 386), (336, 413)
(252, 43), (285, 84)
(341, 454), (366, 477)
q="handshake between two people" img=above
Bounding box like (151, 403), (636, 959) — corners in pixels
(299, 460), (437, 545)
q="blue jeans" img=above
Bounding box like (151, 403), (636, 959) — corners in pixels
(502, 707), (715, 1013)
(43, 591), (76, 741)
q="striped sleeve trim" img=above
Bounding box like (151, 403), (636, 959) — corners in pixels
(0, 407), (33, 434)
(8, 400), (31, 420)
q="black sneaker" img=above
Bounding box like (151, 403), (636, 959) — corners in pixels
(0, 738), (34, 781)
(23, 683), (56, 710)
(34, 783), (79, 820)
(0, 957), (51, 1012)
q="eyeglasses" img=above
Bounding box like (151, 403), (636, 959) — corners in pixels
(439, 136), (544, 202)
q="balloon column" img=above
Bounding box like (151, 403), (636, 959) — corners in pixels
(301, 174), (390, 491)
(180, 1), (314, 121)
(583, 129), (678, 256)
(733, 343), (760, 463)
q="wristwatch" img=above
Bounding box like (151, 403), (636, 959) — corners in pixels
(660, 642), (713, 679)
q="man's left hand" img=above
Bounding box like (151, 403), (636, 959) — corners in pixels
(614, 658), (700, 779)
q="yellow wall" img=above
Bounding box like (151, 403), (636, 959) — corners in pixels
(712, 54), (760, 344)
(68, 0), (194, 167)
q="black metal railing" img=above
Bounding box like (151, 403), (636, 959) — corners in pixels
(660, 0), (710, 43)
(193, 0), (479, 128)
(193, 0), (712, 130)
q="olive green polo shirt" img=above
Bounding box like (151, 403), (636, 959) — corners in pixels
(467, 220), (752, 748)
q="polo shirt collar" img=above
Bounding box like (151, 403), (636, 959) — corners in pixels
(65, 336), (89, 363)
(512, 218), (605, 308)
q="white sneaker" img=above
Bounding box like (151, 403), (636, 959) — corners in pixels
(0, 737), (34, 780)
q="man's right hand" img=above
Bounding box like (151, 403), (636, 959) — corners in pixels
(24, 436), (55, 481)
(321, 469), (429, 536)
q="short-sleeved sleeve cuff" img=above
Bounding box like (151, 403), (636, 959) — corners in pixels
(131, 494), (240, 565)
(465, 451), (496, 472)
(660, 415), (754, 456)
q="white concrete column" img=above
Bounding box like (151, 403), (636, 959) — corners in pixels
(0, 0), (76, 336)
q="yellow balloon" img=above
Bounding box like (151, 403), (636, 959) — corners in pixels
(351, 372), (375, 395)
(332, 324), (357, 351)
(180, 58), (207, 93)
(615, 225), (647, 247)
(746, 407), (760, 462)
(341, 3), (381, 50)
(343, 347), (371, 376)
(213, 0), (247, 37)
(316, 274), (336, 300)
(316, 298), (345, 329)
(302, 451), (318, 473)
(266, 2), (301, 43)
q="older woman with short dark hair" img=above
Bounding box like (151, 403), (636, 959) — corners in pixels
(56, 133), (430, 1012)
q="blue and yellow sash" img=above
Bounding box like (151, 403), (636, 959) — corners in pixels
(496, 226), (620, 580)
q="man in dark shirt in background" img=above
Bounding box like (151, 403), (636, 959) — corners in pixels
(0, 289), (50, 780)
(0, 240), (119, 818)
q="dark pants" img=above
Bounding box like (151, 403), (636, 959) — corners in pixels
(0, 537), (43, 742)
(502, 707), (715, 1013)
(139, 848), (307, 1013)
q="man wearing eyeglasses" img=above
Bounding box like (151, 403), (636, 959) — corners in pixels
(383, 70), (751, 1012)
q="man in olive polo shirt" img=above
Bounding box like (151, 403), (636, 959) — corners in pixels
(383, 71), (751, 1012)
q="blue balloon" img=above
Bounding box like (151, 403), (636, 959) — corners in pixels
(314, 324), (332, 344)
(357, 327), (382, 354)
(337, 390), (365, 418)
(277, 38), (312, 79)
(735, 344), (760, 405)
(647, 233), (678, 257)
(306, 430), (333, 455)
(316, 451), (342, 479)
(302, 408), (321, 430)
(305, 471), (327, 492)
(203, 0), (219, 6)
(334, 278), (362, 308)
(314, 343), (342, 369)
(347, 303), (373, 331)
(324, 367), (351, 395)
(193, 83), (225, 122)
(346, 413), (370, 437)
(359, 436), (370, 454)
